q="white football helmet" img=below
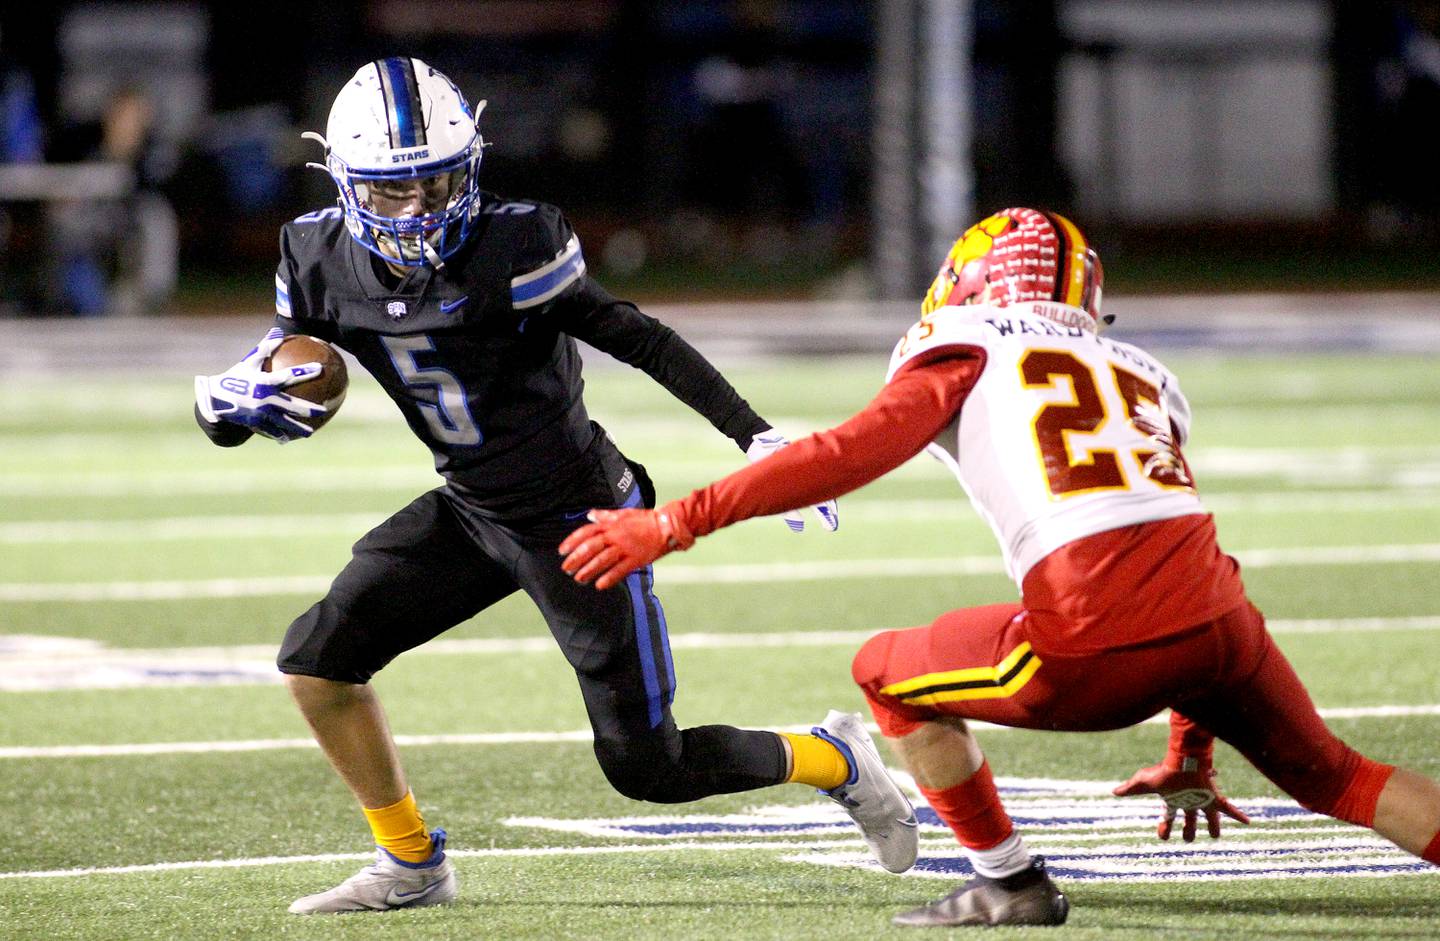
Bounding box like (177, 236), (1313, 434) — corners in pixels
(304, 57), (485, 268)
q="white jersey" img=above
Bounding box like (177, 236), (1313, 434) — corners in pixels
(887, 301), (1205, 584)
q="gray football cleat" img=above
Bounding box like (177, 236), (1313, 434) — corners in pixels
(892, 856), (1069, 927)
(813, 710), (919, 873)
(288, 829), (457, 914)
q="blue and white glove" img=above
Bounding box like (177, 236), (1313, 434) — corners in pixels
(745, 429), (840, 533)
(193, 328), (327, 443)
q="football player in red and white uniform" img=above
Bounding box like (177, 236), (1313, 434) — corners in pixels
(559, 208), (1440, 928)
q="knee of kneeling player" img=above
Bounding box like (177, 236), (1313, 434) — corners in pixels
(852, 633), (927, 739)
(851, 631), (893, 689)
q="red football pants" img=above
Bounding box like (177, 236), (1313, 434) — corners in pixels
(852, 601), (1365, 817)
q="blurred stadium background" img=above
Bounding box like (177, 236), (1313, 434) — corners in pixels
(2, 0), (1439, 326)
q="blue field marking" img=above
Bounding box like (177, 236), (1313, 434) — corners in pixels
(502, 777), (1440, 882)
(516, 800), (1321, 842)
(910, 849), (1436, 883)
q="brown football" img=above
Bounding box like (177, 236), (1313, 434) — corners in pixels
(264, 335), (348, 431)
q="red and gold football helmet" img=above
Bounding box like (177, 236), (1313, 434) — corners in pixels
(922, 208), (1108, 330)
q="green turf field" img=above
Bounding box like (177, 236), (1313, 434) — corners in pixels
(2, 352), (1439, 940)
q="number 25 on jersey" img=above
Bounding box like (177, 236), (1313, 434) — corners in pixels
(1020, 349), (1192, 499)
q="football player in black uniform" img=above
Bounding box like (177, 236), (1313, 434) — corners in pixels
(193, 58), (917, 913)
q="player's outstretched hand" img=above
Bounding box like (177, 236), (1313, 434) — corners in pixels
(559, 506), (695, 590)
(194, 328), (328, 443)
(1113, 758), (1250, 841)
(745, 430), (839, 533)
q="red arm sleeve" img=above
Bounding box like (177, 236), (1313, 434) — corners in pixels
(672, 348), (986, 538)
(1167, 711), (1216, 766)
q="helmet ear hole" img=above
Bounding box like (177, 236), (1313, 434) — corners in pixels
(955, 258), (990, 306)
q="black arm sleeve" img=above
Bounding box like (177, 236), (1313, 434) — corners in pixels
(553, 278), (769, 451)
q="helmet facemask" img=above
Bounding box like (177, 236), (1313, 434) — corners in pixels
(304, 57), (487, 269)
(329, 149), (480, 267)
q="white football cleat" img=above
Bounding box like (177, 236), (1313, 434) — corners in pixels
(288, 829), (457, 914)
(813, 710), (919, 873)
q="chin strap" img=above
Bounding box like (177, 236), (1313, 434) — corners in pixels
(422, 240), (446, 270)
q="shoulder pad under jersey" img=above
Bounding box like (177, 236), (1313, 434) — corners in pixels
(886, 305), (997, 382)
(275, 208), (349, 322)
(477, 196), (588, 311)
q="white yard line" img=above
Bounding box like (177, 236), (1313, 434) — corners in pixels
(0, 575), (335, 602)
(0, 629), (884, 663)
(1267, 616), (1440, 634)
(0, 840), (860, 882)
(5, 489), (1440, 543)
(0, 514), (388, 543)
(0, 725), (817, 760)
(847, 490), (1440, 520)
(4, 705), (1438, 761)
(0, 467), (440, 498)
(3, 617), (1437, 692)
(0, 829), (1407, 882)
(7, 618), (1438, 666)
(4, 542), (1439, 601)
(3, 445), (1440, 497)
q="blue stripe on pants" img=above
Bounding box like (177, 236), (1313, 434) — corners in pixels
(620, 481), (672, 726)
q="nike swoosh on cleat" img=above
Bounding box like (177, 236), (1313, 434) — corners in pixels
(440, 296), (469, 314)
(387, 881), (442, 905)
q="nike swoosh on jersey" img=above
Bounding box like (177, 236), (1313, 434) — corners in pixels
(440, 296), (469, 314)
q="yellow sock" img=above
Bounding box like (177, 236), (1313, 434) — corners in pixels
(362, 790), (434, 863)
(781, 732), (852, 791)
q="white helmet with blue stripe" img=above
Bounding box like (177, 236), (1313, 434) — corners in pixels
(304, 57), (484, 268)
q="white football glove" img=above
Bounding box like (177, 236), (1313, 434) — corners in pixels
(745, 429), (840, 533)
(194, 328), (328, 444)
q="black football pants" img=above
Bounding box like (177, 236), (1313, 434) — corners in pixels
(277, 453), (787, 803)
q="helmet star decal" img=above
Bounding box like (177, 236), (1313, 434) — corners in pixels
(922, 208), (1107, 332)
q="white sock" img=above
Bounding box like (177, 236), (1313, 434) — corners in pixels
(964, 831), (1032, 879)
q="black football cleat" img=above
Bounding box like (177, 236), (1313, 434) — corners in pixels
(892, 856), (1069, 928)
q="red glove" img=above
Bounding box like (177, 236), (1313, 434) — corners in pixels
(559, 503), (696, 590)
(1113, 754), (1250, 841)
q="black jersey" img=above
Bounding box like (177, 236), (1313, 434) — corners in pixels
(201, 194), (768, 516)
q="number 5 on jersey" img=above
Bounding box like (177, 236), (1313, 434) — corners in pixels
(380, 335), (484, 446)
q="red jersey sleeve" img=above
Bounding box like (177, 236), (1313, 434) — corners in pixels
(673, 349), (985, 537)
(1167, 710), (1216, 765)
